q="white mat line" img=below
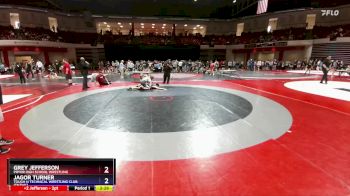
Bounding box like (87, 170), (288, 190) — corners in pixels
(3, 91), (58, 114)
(227, 81), (350, 117)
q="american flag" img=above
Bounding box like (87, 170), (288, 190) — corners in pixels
(256, 0), (269, 15)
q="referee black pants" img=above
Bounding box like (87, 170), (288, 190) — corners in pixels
(320, 69), (328, 84)
(163, 73), (170, 84)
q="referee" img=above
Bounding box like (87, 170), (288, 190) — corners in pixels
(320, 56), (331, 84)
(163, 62), (172, 84)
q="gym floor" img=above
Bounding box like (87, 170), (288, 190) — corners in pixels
(0, 71), (349, 195)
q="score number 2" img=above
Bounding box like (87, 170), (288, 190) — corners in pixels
(103, 166), (110, 184)
(101, 165), (112, 184)
(104, 166), (109, 174)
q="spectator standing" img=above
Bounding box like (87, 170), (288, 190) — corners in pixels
(63, 59), (73, 86)
(15, 63), (26, 84)
(178, 60), (183, 72)
(54, 60), (61, 74)
(256, 61), (262, 71)
(304, 60), (312, 75)
(210, 61), (215, 76)
(36, 60), (44, 75)
(330, 60), (338, 78)
(119, 60), (125, 79)
(248, 59), (254, 71)
(25, 61), (35, 80)
(0, 62), (5, 74)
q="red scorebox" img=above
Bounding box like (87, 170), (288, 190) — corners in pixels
(10, 185), (68, 191)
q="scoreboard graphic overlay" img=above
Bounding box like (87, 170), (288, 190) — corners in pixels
(7, 159), (116, 192)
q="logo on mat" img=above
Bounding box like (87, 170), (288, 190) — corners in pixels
(321, 10), (340, 16)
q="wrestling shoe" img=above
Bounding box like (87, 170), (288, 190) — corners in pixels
(0, 147), (10, 154)
(0, 138), (14, 146)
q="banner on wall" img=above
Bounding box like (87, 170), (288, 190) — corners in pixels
(257, 0), (269, 15)
(321, 10), (340, 16)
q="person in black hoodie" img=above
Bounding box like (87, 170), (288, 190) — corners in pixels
(15, 63), (26, 84)
(163, 62), (172, 84)
(25, 61), (35, 80)
(79, 57), (90, 90)
(320, 56), (331, 84)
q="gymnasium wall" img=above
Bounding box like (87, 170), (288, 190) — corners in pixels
(104, 44), (200, 61)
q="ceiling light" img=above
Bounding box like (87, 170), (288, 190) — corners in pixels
(120, 26), (123, 28)
(103, 22), (107, 24)
(141, 23), (144, 25)
(200, 26), (204, 29)
(152, 26), (155, 29)
(107, 25), (110, 27)
(129, 23), (132, 25)
(117, 22), (121, 25)
(162, 26), (165, 29)
(163, 24), (166, 26)
(193, 27), (197, 30)
(184, 24), (187, 27)
(141, 26), (144, 28)
(196, 25), (200, 27)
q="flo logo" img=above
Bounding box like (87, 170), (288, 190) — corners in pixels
(321, 10), (340, 16)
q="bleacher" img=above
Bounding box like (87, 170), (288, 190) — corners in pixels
(1, 24), (350, 46)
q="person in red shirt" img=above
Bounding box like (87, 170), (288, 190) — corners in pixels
(210, 61), (215, 76)
(96, 71), (111, 86)
(62, 59), (73, 85)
